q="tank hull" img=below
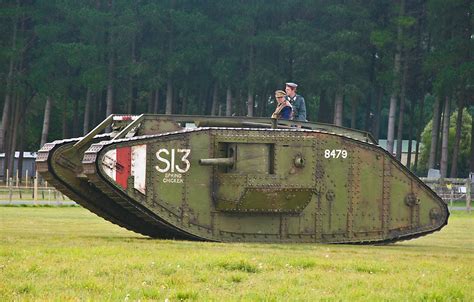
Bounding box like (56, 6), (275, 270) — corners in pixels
(79, 126), (448, 243)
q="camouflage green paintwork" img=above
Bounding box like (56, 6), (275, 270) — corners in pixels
(38, 115), (448, 243)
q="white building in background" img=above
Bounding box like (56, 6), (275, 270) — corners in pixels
(378, 139), (421, 167)
(0, 152), (37, 180)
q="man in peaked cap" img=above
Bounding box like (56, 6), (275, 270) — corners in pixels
(285, 82), (307, 122)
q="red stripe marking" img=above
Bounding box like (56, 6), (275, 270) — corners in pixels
(116, 146), (131, 189)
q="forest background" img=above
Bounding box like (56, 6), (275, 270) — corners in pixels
(0, 0), (472, 179)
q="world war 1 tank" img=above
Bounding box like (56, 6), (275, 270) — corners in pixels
(37, 114), (449, 243)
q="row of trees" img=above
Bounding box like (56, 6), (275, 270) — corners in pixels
(1, 0), (472, 178)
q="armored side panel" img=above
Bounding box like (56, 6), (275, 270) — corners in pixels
(37, 115), (191, 238)
(82, 127), (448, 243)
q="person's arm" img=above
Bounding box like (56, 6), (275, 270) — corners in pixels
(297, 96), (307, 121)
(281, 106), (292, 119)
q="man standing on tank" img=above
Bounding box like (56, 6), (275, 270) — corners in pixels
(285, 82), (307, 122)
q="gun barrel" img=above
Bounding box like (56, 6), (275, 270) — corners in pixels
(199, 157), (234, 166)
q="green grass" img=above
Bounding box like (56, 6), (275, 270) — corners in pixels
(0, 207), (472, 301)
(447, 199), (472, 208)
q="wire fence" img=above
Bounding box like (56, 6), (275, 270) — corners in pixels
(420, 177), (472, 212)
(0, 186), (71, 202)
(0, 172), (73, 205)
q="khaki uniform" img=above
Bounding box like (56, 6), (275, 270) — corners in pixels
(271, 101), (292, 120)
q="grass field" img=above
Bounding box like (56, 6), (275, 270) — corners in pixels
(0, 207), (472, 301)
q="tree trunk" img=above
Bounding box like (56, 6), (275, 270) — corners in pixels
(181, 88), (188, 114)
(261, 89), (270, 118)
(413, 96), (425, 171)
(396, 59), (408, 161)
(395, 99), (404, 161)
(372, 87), (383, 141)
(255, 90), (264, 118)
(0, 3), (19, 152)
(470, 106), (474, 173)
(387, 0), (404, 155)
(95, 91), (105, 127)
(62, 98), (68, 139)
(106, 52), (114, 118)
(239, 89), (244, 116)
(127, 87), (133, 113)
(129, 34), (137, 113)
(106, 0), (115, 121)
(91, 92), (98, 127)
(247, 89), (254, 117)
(211, 84), (218, 116)
(350, 96), (358, 129)
(333, 91), (343, 126)
(465, 1), (473, 174)
(73, 98), (79, 137)
(40, 96), (52, 148)
(147, 90), (154, 113)
(247, 38), (255, 117)
(218, 104), (223, 116)
(317, 89), (332, 123)
(2, 108), (11, 180)
(440, 96), (450, 178)
(7, 94), (21, 177)
(17, 123), (24, 183)
(226, 87), (232, 116)
(364, 91), (373, 132)
(386, 94), (398, 156)
(165, 80), (173, 114)
(153, 89), (160, 113)
(199, 87), (206, 115)
(427, 96), (441, 169)
(406, 102), (414, 169)
(450, 102), (463, 177)
(437, 105), (444, 166)
(0, 97), (12, 153)
(83, 89), (91, 135)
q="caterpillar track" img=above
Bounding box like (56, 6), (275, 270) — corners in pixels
(37, 114), (449, 243)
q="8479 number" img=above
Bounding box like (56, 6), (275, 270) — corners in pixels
(324, 149), (348, 159)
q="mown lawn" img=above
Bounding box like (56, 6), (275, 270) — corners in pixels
(0, 207), (472, 301)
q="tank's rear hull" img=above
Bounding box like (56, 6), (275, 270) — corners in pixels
(81, 127), (448, 243)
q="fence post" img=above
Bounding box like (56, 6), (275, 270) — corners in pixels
(15, 169), (23, 199)
(34, 170), (38, 205)
(25, 170), (28, 188)
(449, 185), (454, 207)
(8, 177), (13, 204)
(6, 169), (9, 186)
(466, 178), (472, 213)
